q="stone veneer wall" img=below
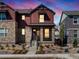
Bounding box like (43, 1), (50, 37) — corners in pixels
(25, 26), (32, 46)
(52, 28), (55, 43)
(0, 20), (16, 44)
(40, 28), (43, 42)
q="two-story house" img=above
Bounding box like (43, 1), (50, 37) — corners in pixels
(60, 11), (79, 45)
(0, 1), (55, 47)
(16, 4), (55, 46)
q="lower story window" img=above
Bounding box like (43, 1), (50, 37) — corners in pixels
(44, 28), (49, 38)
(0, 28), (8, 37)
(73, 30), (77, 38)
(22, 28), (25, 35)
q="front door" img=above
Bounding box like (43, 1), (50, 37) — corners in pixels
(32, 28), (40, 41)
(30, 28), (40, 47)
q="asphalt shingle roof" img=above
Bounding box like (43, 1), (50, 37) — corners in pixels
(63, 11), (79, 15)
(15, 9), (33, 14)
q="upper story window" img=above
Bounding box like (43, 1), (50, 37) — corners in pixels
(0, 10), (12, 20)
(0, 12), (7, 20)
(22, 15), (25, 20)
(39, 14), (44, 22)
(73, 17), (79, 24)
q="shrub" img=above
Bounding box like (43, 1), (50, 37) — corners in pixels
(73, 39), (78, 48)
(36, 45), (45, 54)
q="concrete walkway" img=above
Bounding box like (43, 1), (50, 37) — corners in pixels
(27, 40), (37, 54)
(27, 46), (36, 54)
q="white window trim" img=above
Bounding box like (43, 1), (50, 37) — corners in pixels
(73, 30), (77, 38)
(73, 18), (79, 25)
(0, 28), (8, 37)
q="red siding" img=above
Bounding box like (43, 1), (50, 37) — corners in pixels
(30, 8), (54, 24)
(31, 11), (39, 24)
(25, 16), (30, 25)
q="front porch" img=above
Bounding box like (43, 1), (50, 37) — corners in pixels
(31, 27), (55, 43)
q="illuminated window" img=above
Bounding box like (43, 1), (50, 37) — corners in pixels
(22, 29), (25, 35)
(39, 15), (44, 22)
(44, 28), (49, 38)
(22, 15), (25, 20)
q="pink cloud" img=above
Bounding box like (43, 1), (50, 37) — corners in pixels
(11, 1), (38, 9)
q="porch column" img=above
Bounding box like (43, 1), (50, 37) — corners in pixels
(25, 27), (32, 46)
(52, 28), (55, 43)
(40, 27), (43, 42)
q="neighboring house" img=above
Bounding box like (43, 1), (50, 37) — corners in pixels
(60, 11), (79, 45)
(0, 2), (16, 44)
(0, 2), (55, 46)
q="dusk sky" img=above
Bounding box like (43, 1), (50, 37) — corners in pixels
(3, 0), (79, 25)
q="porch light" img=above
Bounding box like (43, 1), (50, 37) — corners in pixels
(33, 29), (36, 32)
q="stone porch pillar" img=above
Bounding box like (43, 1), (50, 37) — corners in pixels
(40, 28), (43, 42)
(25, 27), (32, 46)
(52, 28), (55, 43)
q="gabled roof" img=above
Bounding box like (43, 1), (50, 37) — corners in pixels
(16, 4), (55, 15)
(15, 9), (33, 14)
(0, 2), (14, 11)
(63, 11), (79, 15)
(59, 11), (79, 25)
(30, 4), (55, 15)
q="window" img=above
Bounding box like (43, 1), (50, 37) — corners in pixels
(0, 12), (7, 20)
(39, 15), (44, 22)
(73, 17), (79, 24)
(74, 30), (77, 38)
(22, 28), (25, 35)
(74, 18), (77, 23)
(0, 28), (8, 37)
(22, 15), (25, 20)
(44, 28), (49, 38)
